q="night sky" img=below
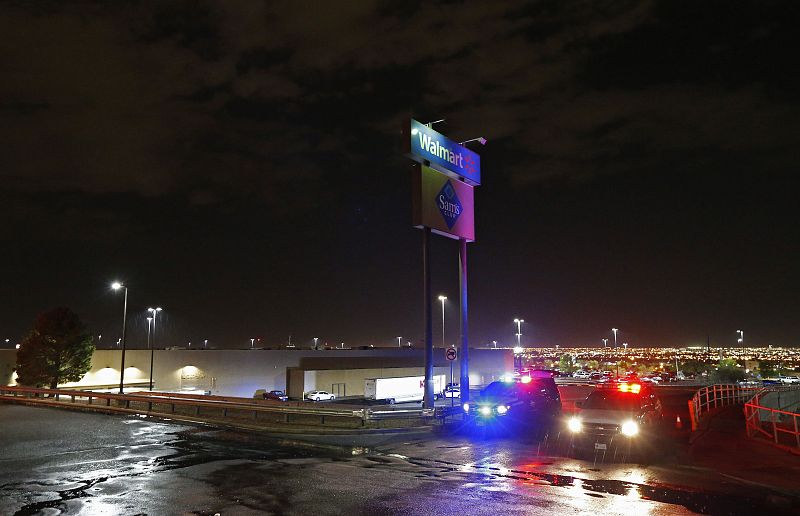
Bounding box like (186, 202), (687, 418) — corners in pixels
(2, 1), (799, 349)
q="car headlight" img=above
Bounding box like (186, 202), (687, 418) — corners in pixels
(462, 403), (470, 413)
(620, 420), (639, 437)
(567, 417), (582, 433)
(496, 405), (508, 415)
(479, 406), (492, 416)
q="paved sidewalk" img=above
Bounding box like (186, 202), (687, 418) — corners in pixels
(689, 405), (800, 495)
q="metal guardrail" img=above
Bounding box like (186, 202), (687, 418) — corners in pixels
(0, 386), (437, 428)
(744, 386), (800, 451)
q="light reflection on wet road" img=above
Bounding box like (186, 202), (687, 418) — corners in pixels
(0, 404), (795, 515)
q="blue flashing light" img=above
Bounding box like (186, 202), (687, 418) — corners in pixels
(462, 403), (470, 413)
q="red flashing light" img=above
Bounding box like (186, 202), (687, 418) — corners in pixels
(618, 382), (641, 394)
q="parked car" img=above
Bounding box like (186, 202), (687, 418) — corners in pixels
(263, 390), (288, 401)
(443, 386), (461, 398)
(573, 370), (591, 379)
(306, 390), (336, 401)
(780, 376), (800, 384)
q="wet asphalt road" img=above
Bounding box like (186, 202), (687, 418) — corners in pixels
(0, 403), (794, 515)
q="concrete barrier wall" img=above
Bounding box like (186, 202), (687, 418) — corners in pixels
(759, 389), (800, 421)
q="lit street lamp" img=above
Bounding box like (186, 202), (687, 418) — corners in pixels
(623, 342), (628, 351)
(111, 282), (128, 394)
(313, 337), (319, 350)
(514, 318), (524, 348)
(737, 329), (744, 350)
(602, 338), (608, 348)
(250, 338), (255, 349)
(147, 307), (162, 391)
(397, 336), (402, 348)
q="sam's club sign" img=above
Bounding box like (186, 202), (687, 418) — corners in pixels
(403, 119), (481, 186)
(412, 165), (474, 241)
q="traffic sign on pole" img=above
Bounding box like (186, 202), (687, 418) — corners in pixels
(446, 347), (457, 361)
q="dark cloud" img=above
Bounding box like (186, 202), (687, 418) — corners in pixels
(4, 0), (796, 198)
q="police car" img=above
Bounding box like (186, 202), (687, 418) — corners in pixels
(566, 381), (663, 460)
(462, 372), (561, 436)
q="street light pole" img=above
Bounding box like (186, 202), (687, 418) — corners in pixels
(146, 315), (153, 353)
(438, 295), (450, 400)
(438, 296), (447, 348)
(111, 282), (128, 394)
(737, 329), (744, 350)
(622, 342), (628, 376)
(147, 307), (162, 391)
(514, 318), (524, 348)
(397, 336), (402, 348)
(612, 328), (619, 378)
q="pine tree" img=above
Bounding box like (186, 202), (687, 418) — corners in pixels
(15, 307), (94, 389)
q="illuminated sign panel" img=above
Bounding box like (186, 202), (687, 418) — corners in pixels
(412, 165), (475, 241)
(403, 119), (481, 185)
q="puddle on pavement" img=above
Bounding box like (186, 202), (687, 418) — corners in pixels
(372, 453), (798, 514)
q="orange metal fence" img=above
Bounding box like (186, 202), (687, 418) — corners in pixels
(689, 384), (762, 430)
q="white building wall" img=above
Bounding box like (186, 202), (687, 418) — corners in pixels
(2, 348), (512, 398)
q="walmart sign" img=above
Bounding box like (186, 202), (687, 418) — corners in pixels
(403, 119), (481, 185)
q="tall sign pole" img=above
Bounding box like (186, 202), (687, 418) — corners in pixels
(459, 237), (470, 402)
(423, 227), (434, 408)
